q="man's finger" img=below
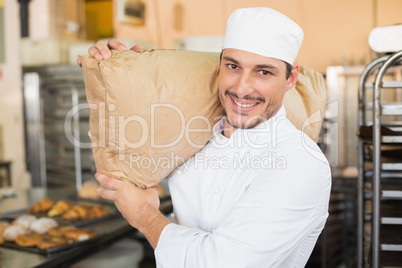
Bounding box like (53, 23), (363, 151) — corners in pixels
(97, 186), (116, 200)
(95, 40), (112, 59)
(130, 44), (144, 52)
(108, 38), (127, 51)
(76, 57), (82, 68)
(95, 173), (124, 191)
(88, 46), (104, 61)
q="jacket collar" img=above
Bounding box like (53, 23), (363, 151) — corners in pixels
(211, 105), (287, 149)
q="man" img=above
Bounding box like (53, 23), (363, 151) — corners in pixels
(87, 7), (331, 267)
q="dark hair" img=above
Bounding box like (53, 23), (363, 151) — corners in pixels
(285, 62), (292, 79)
(219, 51), (293, 79)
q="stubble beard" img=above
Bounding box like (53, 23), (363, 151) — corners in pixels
(218, 88), (277, 129)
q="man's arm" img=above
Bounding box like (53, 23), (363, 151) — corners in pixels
(96, 150), (331, 267)
(154, 151), (331, 268)
(95, 173), (172, 249)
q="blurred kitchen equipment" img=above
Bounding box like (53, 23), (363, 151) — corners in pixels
(18, 0), (31, 37)
(23, 65), (92, 190)
(0, 124), (3, 160)
(369, 25), (402, 54)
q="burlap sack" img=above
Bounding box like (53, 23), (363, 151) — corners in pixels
(283, 65), (327, 142)
(80, 50), (326, 188)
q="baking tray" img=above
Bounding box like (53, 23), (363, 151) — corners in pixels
(0, 201), (119, 227)
(73, 193), (171, 205)
(72, 195), (115, 206)
(1, 232), (101, 255)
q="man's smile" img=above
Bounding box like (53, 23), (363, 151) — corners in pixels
(233, 98), (259, 108)
(225, 90), (264, 113)
(229, 95), (261, 113)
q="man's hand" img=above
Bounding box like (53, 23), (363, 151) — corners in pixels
(76, 38), (144, 67)
(95, 172), (160, 227)
(95, 173), (171, 249)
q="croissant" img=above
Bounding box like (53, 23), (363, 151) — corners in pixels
(62, 205), (89, 220)
(28, 198), (55, 214)
(47, 201), (73, 217)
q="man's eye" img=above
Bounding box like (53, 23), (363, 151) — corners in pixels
(228, 64), (238, 70)
(259, 70), (270, 75)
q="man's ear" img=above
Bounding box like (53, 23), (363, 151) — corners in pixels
(286, 63), (299, 92)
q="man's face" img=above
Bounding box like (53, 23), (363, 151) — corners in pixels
(218, 49), (296, 129)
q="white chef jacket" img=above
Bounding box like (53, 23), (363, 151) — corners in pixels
(155, 106), (331, 268)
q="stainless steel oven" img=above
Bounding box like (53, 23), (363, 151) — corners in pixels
(23, 65), (93, 189)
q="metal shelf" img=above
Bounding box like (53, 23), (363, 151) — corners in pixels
(357, 50), (402, 267)
(382, 136), (402, 143)
(381, 217), (402, 225)
(381, 244), (402, 251)
(364, 215), (402, 225)
(23, 64), (94, 190)
(364, 103), (402, 116)
(382, 163), (402, 171)
(358, 125), (402, 144)
(382, 190), (402, 198)
(364, 170), (402, 179)
(365, 80), (402, 89)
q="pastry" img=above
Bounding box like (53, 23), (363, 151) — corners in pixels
(48, 200), (73, 217)
(12, 214), (37, 228)
(72, 205), (90, 219)
(30, 217), (58, 234)
(28, 198), (55, 214)
(3, 225), (29, 241)
(78, 180), (100, 199)
(88, 206), (109, 219)
(15, 233), (42, 247)
(0, 235), (4, 245)
(62, 205), (89, 220)
(0, 221), (10, 235)
(36, 235), (70, 249)
(48, 226), (78, 237)
(61, 209), (80, 220)
(64, 228), (96, 242)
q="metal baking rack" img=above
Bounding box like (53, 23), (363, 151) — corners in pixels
(357, 50), (402, 267)
(23, 65), (95, 190)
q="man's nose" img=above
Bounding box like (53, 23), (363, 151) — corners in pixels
(235, 71), (255, 98)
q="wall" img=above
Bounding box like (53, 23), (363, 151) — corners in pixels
(1, 0), (401, 188)
(0, 0), (31, 188)
(114, 0), (402, 73)
(29, 0), (85, 40)
(29, 0), (51, 39)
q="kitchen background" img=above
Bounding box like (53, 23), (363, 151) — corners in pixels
(0, 1), (402, 267)
(1, 0), (401, 189)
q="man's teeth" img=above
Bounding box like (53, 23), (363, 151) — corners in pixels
(233, 99), (258, 108)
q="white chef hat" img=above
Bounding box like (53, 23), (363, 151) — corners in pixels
(222, 7), (304, 65)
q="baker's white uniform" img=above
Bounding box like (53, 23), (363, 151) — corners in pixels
(155, 106), (331, 268)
